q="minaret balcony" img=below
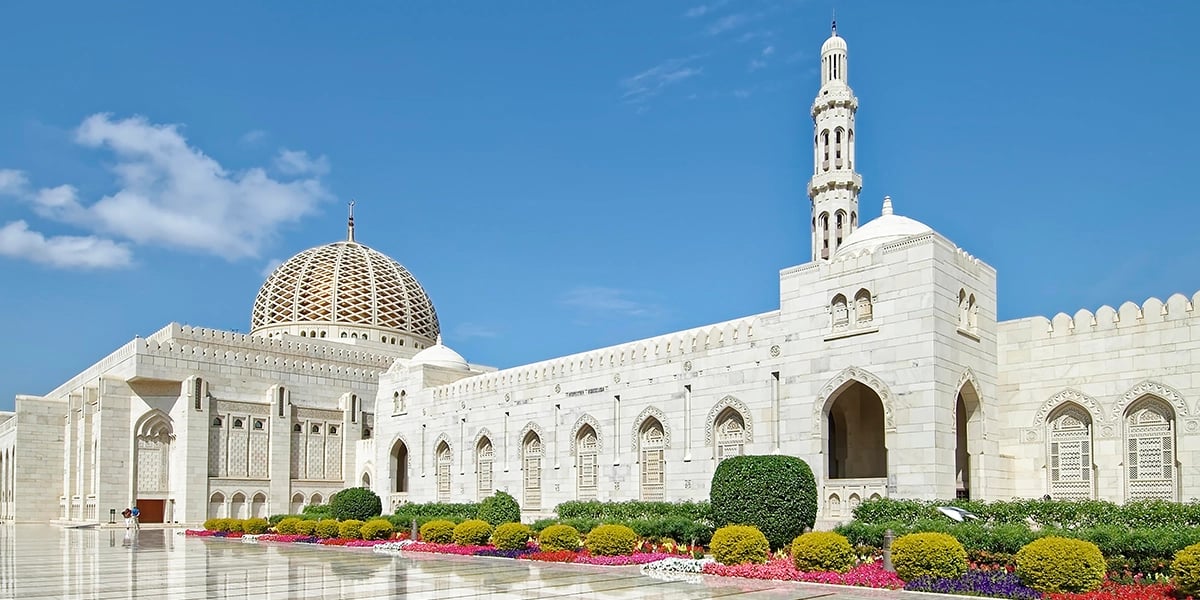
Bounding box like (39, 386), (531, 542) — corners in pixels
(809, 171), (863, 196)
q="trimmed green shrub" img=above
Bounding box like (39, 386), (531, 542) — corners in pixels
(492, 522), (534, 551)
(791, 531), (855, 573)
(556, 500), (712, 524)
(275, 517), (302, 534)
(225, 519), (244, 533)
(242, 518), (269, 535)
(268, 513), (292, 526)
(360, 518), (394, 540)
(330, 487), (382, 522)
(1015, 536), (1105, 593)
(452, 519), (494, 546)
(1173, 542), (1200, 597)
(710, 455), (817, 550)
(585, 524), (639, 557)
(892, 532), (968, 582)
(295, 519), (318, 535)
(394, 501), (480, 520)
(420, 519), (457, 543)
(313, 519), (340, 539)
(539, 524), (581, 552)
(338, 519), (364, 540)
(478, 491), (520, 526)
(710, 524), (770, 566)
(302, 503), (334, 520)
(852, 497), (1200, 531)
(203, 518), (222, 531)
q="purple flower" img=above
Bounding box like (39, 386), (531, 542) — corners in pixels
(904, 569), (1041, 600)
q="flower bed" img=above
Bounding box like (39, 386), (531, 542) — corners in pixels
(904, 569), (1041, 599)
(1045, 580), (1176, 600)
(702, 559), (905, 589)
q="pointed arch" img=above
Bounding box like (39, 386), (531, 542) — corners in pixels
(630, 406), (671, 451)
(569, 414), (603, 456)
(1122, 393), (1179, 501)
(432, 432), (453, 455)
(388, 434), (411, 494)
(704, 395), (754, 445)
(813, 367), (896, 435)
(135, 409), (174, 439)
(1032, 389), (1104, 428)
(1112, 381), (1189, 424)
(472, 427), (495, 451)
(955, 368), (984, 499)
(517, 422), (545, 448)
(1046, 400), (1096, 500)
(134, 409), (173, 497)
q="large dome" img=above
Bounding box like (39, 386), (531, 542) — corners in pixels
(249, 239), (440, 346)
(836, 196), (933, 256)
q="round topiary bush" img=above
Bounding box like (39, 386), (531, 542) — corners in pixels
(585, 524), (639, 556)
(203, 518), (222, 532)
(329, 487), (382, 522)
(452, 519), (494, 546)
(539, 524), (582, 552)
(892, 532), (969, 582)
(338, 519), (365, 540)
(242, 517), (269, 535)
(710, 524), (770, 565)
(275, 517), (302, 534)
(1015, 536), (1105, 593)
(791, 531), (855, 573)
(295, 519), (318, 536)
(314, 519), (341, 539)
(420, 519), (457, 544)
(477, 491), (521, 526)
(710, 455), (817, 550)
(1173, 542), (1200, 597)
(360, 518), (395, 540)
(492, 522), (534, 551)
(224, 519), (244, 533)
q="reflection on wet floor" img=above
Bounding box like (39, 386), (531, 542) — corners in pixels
(0, 524), (952, 599)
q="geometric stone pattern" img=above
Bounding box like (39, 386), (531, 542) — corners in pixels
(250, 240), (440, 341)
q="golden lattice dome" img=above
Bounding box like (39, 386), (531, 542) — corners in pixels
(249, 235), (439, 346)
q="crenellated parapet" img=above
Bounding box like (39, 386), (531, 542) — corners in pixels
(425, 312), (773, 400)
(147, 323), (397, 368)
(1002, 291), (1199, 340)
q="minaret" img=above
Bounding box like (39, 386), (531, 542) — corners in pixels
(809, 19), (863, 261)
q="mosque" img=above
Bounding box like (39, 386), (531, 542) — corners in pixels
(2, 27), (1198, 526)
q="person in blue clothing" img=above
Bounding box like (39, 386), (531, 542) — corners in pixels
(130, 505), (140, 530)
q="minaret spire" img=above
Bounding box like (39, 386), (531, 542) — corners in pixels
(808, 21), (862, 261)
(347, 200), (356, 242)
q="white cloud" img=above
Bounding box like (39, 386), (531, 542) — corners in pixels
(707, 13), (752, 35)
(561, 286), (661, 318)
(684, 0), (727, 18)
(275, 149), (330, 176)
(621, 57), (704, 104)
(0, 169), (28, 196)
(13, 113), (334, 261)
(749, 59), (768, 72)
(0, 220), (132, 269)
(453, 322), (501, 339)
(762, 45), (775, 56)
(260, 257), (284, 277)
(240, 129), (267, 144)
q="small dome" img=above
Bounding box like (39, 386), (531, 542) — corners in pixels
(836, 197), (933, 256)
(250, 240), (439, 343)
(822, 33), (847, 54)
(410, 335), (469, 371)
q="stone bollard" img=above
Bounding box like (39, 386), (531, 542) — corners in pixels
(412, 518), (419, 541)
(882, 529), (895, 572)
(803, 527), (811, 533)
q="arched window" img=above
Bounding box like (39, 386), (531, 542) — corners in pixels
(854, 289), (873, 325)
(523, 433), (543, 511)
(310, 493), (323, 505)
(436, 442), (452, 502)
(714, 408), (746, 461)
(835, 210), (846, 247)
(340, 332), (347, 338)
(1046, 404), (1095, 500)
(639, 419), (666, 501)
(292, 424), (302, 433)
(211, 417), (222, 428)
(232, 418), (243, 429)
(576, 426), (599, 500)
(958, 289), (969, 328)
(208, 492), (226, 519)
(476, 438), (494, 499)
(290, 493), (304, 514)
(834, 128), (844, 167)
(967, 294), (978, 330)
(821, 130), (830, 171)
(831, 294), (849, 330)
(819, 212), (831, 257)
(390, 441), (409, 493)
(1124, 397), (1178, 501)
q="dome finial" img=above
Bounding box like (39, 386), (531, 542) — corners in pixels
(831, 8), (837, 35)
(347, 200), (356, 242)
(882, 195), (893, 216)
(435, 334), (443, 346)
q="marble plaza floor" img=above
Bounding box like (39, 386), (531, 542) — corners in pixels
(0, 524), (969, 599)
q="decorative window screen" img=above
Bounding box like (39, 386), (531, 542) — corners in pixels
(436, 445), (452, 503)
(716, 414), (745, 462)
(477, 441), (494, 500)
(523, 436), (542, 511)
(640, 424), (665, 501)
(1125, 400), (1177, 501)
(1047, 407), (1094, 500)
(577, 431), (599, 500)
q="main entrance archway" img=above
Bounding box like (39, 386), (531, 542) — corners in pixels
(823, 380), (887, 518)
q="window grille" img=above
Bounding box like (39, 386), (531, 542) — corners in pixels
(477, 441), (494, 499)
(640, 424), (665, 501)
(523, 435), (542, 511)
(436, 444), (452, 502)
(1125, 400), (1177, 501)
(1047, 407), (1094, 500)
(716, 415), (745, 462)
(577, 431), (599, 500)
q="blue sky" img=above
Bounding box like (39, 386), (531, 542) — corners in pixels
(1, 1), (1198, 411)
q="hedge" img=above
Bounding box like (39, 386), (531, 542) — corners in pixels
(556, 500), (711, 524)
(851, 497), (1200, 530)
(710, 455), (817, 550)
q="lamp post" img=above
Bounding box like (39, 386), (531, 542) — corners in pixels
(109, 508), (116, 524)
